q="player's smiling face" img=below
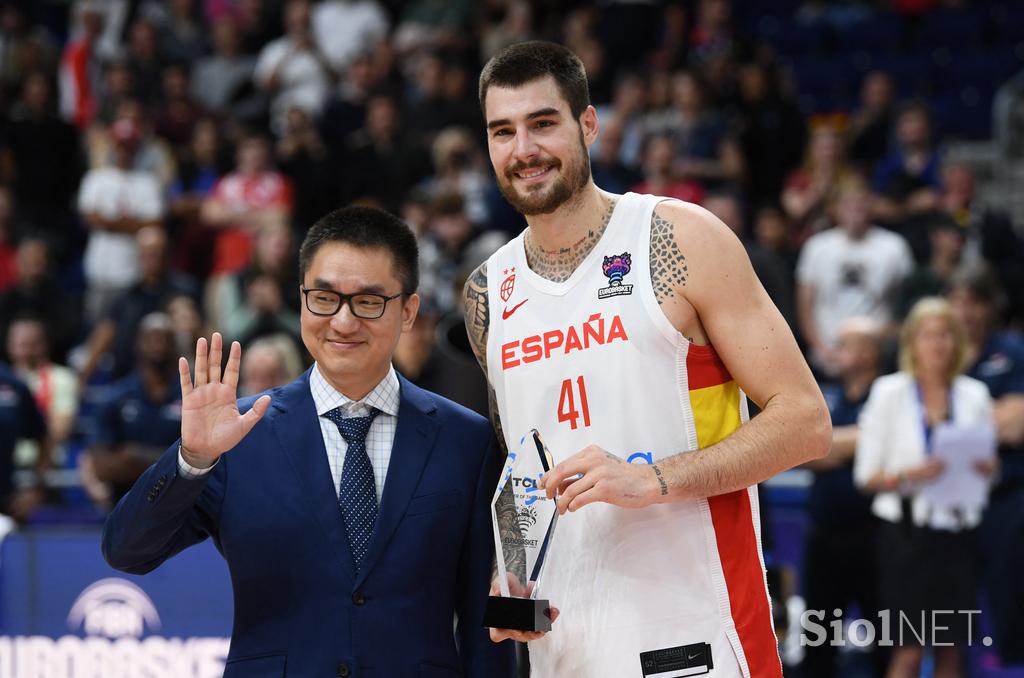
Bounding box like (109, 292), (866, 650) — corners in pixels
(484, 75), (597, 216)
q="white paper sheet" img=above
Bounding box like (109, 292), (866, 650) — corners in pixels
(920, 423), (997, 510)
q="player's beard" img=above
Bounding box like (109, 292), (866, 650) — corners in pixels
(497, 129), (591, 216)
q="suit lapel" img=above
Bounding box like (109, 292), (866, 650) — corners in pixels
(271, 370), (357, 583)
(356, 375), (439, 587)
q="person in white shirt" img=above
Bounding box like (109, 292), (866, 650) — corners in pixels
(77, 117), (164, 322)
(312, 0), (389, 73)
(797, 178), (914, 374)
(854, 297), (997, 678)
(254, 0), (332, 134)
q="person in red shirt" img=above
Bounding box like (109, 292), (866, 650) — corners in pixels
(200, 134), (294, 275)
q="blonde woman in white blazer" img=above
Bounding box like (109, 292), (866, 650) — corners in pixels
(854, 297), (996, 678)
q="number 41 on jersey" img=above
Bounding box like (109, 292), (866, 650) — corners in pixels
(557, 376), (592, 430)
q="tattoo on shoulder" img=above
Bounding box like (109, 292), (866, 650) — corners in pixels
(650, 211), (688, 305)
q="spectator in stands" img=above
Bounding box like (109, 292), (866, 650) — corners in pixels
(319, 51), (376, 153)
(78, 226), (198, 384)
(254, 0), (332, 134)
(200, 133), (293, 276)
(749, 204), (798, 332)
(855, 297), (996, 678)
(78, 118), (166, 323)
(753, 204), (798, 279)
(734, 61), (805, 206)
(166, 292), (205, 365)
(1, 70), (82, 256)
(665, 69), (742, 191)
(419, 126), (490, 225)
(393, 0), (474, 55)
(343, 92), (432, 212)
(0, 360), (48, 523)
(949, 267), (1024, 664)
(847, 70), (896, 174)
(782, 118), (857, 240)
(802, 317), (886, 678)
(140, 0), (208, 66)
(88, 99), (178, 190)
(275, 106), (332, 231)
(168, 118), (225, 279)
(6, 314), (78, 478)
(0, 237), (80, 363)
(59, 1), (105, 129)
(125, 18), (164, 107)
(418, 192), (505, 316)
(479, 0), (534, 63)
(872, 101), (942, 226)
(940, 162), (1024, 324)
(638, 69), (673, 136)
(689, 0), (741, 68)
(404, 55), (478, 140)
(589, 115), (642, 195)
(392, 298), (440, 383)
(797, 179), (914, 374)
(631, 133), (705, 204)
(239, 334), (303, 397)
(94, 59), (135, 126)
(311, 0), (388, 73)
(0, 4), (57, 95)
(81, 312), (182, 509)
(236, 0), (279, 55)
(211, 220), (301, 346)
(153, 63), (203, 147)
(190, 16), (259, 119)
(591, 71), (647, 169)
(897, 213), (965, 318)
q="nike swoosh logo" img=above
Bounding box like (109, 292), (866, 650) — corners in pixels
(502, 299), (528, 320)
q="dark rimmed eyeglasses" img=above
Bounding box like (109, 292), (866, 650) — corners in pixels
(301, 287), (405, 319)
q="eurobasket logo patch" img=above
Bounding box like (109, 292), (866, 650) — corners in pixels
(599, 252), (634, 299)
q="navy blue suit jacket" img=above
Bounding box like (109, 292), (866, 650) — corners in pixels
(102, 370), (514, 678)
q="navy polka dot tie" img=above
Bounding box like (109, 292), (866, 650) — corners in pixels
(325, 407), (380, 571)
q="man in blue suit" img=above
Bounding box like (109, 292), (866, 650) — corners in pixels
(103, 206), (515, 678)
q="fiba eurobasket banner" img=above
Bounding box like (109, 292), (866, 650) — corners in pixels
(0, 531), (233, 678)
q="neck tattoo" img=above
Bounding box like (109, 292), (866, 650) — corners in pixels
(524, 197), (617, 283)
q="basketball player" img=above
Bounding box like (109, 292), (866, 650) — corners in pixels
(465, 42), (831, 677)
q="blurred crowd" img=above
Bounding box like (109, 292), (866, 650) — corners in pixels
(1, 0), (1023, 673)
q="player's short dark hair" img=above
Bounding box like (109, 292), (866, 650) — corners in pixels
(479, 41), (590, 119)
(299, 206), (419, 293)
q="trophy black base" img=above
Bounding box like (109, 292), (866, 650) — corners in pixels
(482, 596), (552, 632)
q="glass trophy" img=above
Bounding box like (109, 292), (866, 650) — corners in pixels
(482, 429), (559, 632)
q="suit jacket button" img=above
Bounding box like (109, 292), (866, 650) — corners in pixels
(352, 592), (365, 605)
(337, 663), (350, 676)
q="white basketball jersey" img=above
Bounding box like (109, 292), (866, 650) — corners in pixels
(485, 192), (781, 678)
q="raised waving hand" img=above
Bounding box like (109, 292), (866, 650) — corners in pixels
(178, 333), (272, 469)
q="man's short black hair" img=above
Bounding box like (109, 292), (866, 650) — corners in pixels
(479, 41), (590, 119)
(299, 206), (419, 293)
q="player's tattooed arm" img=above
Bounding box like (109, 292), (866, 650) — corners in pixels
(463, 262), (509, 457)
(465, 262), (525, 582)
(649, 210), (689, 305)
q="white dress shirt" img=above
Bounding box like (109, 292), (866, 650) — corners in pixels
(178, 365), (401, 502)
